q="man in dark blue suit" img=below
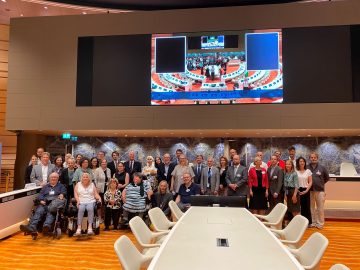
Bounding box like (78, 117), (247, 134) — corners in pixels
(157, 153), (175, 185)
(191, 154), (204, 185)
(124, 150), (142, 181)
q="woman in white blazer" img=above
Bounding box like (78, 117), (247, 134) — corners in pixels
(94, 159), (111, 222)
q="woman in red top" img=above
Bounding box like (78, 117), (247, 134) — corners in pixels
(249, 157), (269, 215)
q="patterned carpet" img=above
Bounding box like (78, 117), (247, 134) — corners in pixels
(0, 221), (359, 270)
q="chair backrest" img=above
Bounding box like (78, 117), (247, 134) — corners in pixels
(283, 215), (309, 242)
(129, 216), (153, 247)
(114, 235), (143, 270)
(149, 207), (171, 231)
(297, 232), (329, 269)
(340, 162), (357, 176)
(329, 264), (350, 270)
(219, 195), (247, 207)
(169, 200), (183, 221)
(267, 203), (288, 224)
(189, 195), (216, 206)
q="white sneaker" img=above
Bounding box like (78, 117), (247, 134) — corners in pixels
(308, 223), (316, 228)
(87, 229), (94, 235)
(74, 229), (81, 236)
(315, 223), (323, 230)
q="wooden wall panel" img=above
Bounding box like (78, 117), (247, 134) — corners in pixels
(0, 24), (16, 194)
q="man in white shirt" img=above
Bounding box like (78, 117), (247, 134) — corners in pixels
(30, 152), (55, 186)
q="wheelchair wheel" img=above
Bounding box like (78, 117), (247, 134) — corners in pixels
(68, 229), (74, 237)
(94, 227), (100, 235)
(31, 233), (38, 240)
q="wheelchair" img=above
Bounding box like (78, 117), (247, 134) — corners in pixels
(67, 199), (101, 237)
(22, 198), (67, 240)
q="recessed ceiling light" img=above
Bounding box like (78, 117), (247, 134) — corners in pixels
(1, 0), (7, 3)
(82, 11), (87, 14)
(20, 14), (24, 16)
(170, 132), (174, 135)
(124, 134), (128, 137)
(44, 6), (48, 9)
(307, 134), (311, 137)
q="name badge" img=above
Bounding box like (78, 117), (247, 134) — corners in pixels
(273, 176), (278, 179)
(262, 171), (265, 175)
(186, 189), (190, 192)
(316, 171), (321, 175)
(49, 190), (55, 195)
(236, 174), (241, 177)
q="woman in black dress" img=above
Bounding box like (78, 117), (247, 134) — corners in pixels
(25, 155), (37, 184)
(218, 156), (228, 196)
(113, 162), (130, 192)
(248, 157), (269, 215)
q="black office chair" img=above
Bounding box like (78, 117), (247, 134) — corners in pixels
(218, 195), (248, 208)
(188, 195), (217, 206)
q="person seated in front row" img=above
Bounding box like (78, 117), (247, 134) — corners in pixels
(175, 172), (200, 212)
(20, 172), (67, 235)
(152, 180), (173, 217)
(74, 173), (101, 236)
(121, 172), (153, 223)
(104, 178), (122, 231)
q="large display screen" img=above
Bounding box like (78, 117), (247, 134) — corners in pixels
(151, 30), (283, 105)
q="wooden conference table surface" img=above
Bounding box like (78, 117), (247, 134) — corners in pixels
(148, 207), (303, 270)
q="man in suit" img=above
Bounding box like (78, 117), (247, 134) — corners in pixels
(200, 156), (220, 195)
(30, 152), (55, 186)
(225, 154), (248, 206)
(124, 150), (142, 180)
(172, 149), (183, 166)
(107, 151), (120, 177)
(192, 154), (204, 185)
(157, 153), (175, 185)
(228, 148), (237, 167)
(267, 155), (284, 211)
(59, 157), (76, 200)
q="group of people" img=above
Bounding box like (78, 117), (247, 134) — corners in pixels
(22, 145), (329, 237)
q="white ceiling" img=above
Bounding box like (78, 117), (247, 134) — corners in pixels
(0, 0), (129, 25)
(23, 128), (360, 138)
(0, 0), (343, 25)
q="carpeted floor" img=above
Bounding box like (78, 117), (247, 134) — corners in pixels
(0, 220), (359, 270)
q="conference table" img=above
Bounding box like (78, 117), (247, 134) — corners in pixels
(148, 207), (303, 270)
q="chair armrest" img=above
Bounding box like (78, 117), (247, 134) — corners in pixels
(262, 221), (276, 227)
(280, 239), (297, 244)
(169, 221), (176, 228)
(141, 243), (162, 248)
(286, 246), (300, 259)
(155, 229), (171, 233)
(152, 231), (169, 237)
(269, 228), (284, 238)
(254, 214), (269, 221)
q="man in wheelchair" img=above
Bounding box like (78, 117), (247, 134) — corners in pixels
(20, 172), (67, 236)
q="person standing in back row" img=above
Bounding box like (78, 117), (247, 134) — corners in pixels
(225, 155), (248, 207)
(124, 151), (142, 182)
(307, 152), (329, 229)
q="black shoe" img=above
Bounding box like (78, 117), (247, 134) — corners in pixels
(42, 226), (50, 236)
(20, 224), (36, 234)
(104, 227), (110, 231)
